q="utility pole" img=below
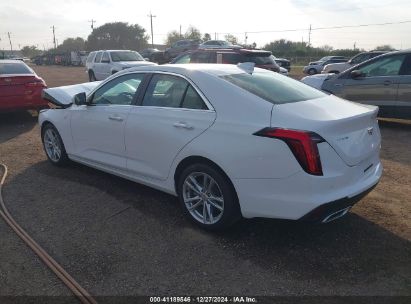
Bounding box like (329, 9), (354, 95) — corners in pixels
(308, 24), (312, 47)
(245, 32), (248, 45)
(51, 26), (56, 49)
(89, 19), (96, 30)
(148, 12), (156, 48)
(7, 32), (13, 52)
(353, 42), (356, 50)
(179, 25), (182, 37)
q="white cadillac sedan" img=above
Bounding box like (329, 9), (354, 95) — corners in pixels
(39, 64), (382, 230)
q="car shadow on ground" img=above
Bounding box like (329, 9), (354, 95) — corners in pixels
(0, 111), (38, 144)
(5, 160), (411, 295)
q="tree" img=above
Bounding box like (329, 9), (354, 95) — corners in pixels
(375, 44), (395, 51)
(21, 45), (41, 58)
(57, 37), (85, 52)
(203, 33), (211, 42)
(86, 22), (148, 51)
(184, 26), (201, 40)
(165, 30), (182, 46)
(165, 26), (202, 46)
(224, 34), (238, 45)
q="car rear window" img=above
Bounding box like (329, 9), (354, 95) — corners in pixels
(220, 71), (326, 104)
(242, 53), (275, 65)
(110, 51), (144, 62)
(0, 63), (33, 74)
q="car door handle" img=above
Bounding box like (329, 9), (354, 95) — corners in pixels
(383, 80), (392, 86)
(173, 122), (193, 130)
(108, 115), (124, 122)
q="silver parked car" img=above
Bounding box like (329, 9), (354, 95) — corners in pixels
(303, 56), (348, 75)
(321, 50), (411, 119)
(85, 50), (156, 81)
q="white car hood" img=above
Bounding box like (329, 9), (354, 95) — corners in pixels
(117, 61), (156, 67)
(301, 73), (335, 90)
(42, 82), (101, 108)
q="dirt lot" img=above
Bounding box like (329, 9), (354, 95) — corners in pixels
(0, 65), (410, 299)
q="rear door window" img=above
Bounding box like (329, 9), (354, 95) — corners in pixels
(142, 74), (208, 109)
(242, 54), (274, 65)
(94, 52), (102, 63)
(101, 52), (110, 63)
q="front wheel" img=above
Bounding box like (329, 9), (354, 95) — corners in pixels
(41, 124), (68, 166)
(177, 163), (241, 230)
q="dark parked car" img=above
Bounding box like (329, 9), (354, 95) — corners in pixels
(321, 50), (411, 119)
(171, 48), (281, 72)
(272, 55), (291, 71)
(164, 39), (201, 60)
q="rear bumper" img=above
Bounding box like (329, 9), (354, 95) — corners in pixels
(299, 183), (377, 223)
(233, 158), (382, 220)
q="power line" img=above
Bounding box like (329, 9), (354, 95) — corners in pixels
(215, 19), (411, 35)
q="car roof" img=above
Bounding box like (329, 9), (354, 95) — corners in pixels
(0, 59), (27, 64)
(179, 48), (271, 54)
(120, 63), (262, 78)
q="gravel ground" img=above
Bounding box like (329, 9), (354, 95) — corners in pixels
(0, 65), (410, 299)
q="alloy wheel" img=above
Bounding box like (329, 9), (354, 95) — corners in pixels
(182, 172), (224, 225)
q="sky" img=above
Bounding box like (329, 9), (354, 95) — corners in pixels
(0, 0), (410, 51)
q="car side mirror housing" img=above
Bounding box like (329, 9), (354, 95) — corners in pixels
(351, 70), (364, 79)
(74, 92), (87, 106)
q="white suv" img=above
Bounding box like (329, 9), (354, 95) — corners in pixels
(85, 50), (156, 81)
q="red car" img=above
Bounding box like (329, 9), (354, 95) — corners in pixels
(0, 60), (48, 112)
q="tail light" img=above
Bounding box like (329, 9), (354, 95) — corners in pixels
(254, 128), (325, 176)
(25, 77), (46, 88)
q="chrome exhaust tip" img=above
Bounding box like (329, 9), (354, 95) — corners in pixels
(322, 206), (351, 223)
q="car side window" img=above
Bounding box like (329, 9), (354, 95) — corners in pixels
(142, 74), (208, 110)
(142, 74), (188, 108)
(101, 52), (110, 63)
(91, 74), (145, 105)
(94, 52), (102, 63)
(222, 53), (242, 64)
(399, 55), (411, 75)
(350, 54), (367, 65)
(86, 52), (95, 63)
(181, 85), (207, 110)
(174, 54), (192, 64)
(359, 55), (406, 77)
(191, 52), (211, 63)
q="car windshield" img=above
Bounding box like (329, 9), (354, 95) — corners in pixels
(110, 51), (144, 62)
(243, 54), (275, 65)
(220, 71), (325, 104)
(0, 62), (33, 74)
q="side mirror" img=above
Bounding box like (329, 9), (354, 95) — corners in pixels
(144, 57), (150, 61)
(351, 70), (364, 79)
(74, 92), (87, 106)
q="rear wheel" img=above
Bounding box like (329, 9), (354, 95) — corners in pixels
(308, 68), (317, 75)
(177, 163), (241, 230)
(41, 124), (68, 166)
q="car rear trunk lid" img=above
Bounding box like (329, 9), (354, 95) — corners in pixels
(271, 95), (380, 167)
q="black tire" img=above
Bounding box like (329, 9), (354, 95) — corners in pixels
(177, 163), (241, 230)
(88, 70), (96, 82)
(308, 68), (317, 75)
(41, 123), (69, 166)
